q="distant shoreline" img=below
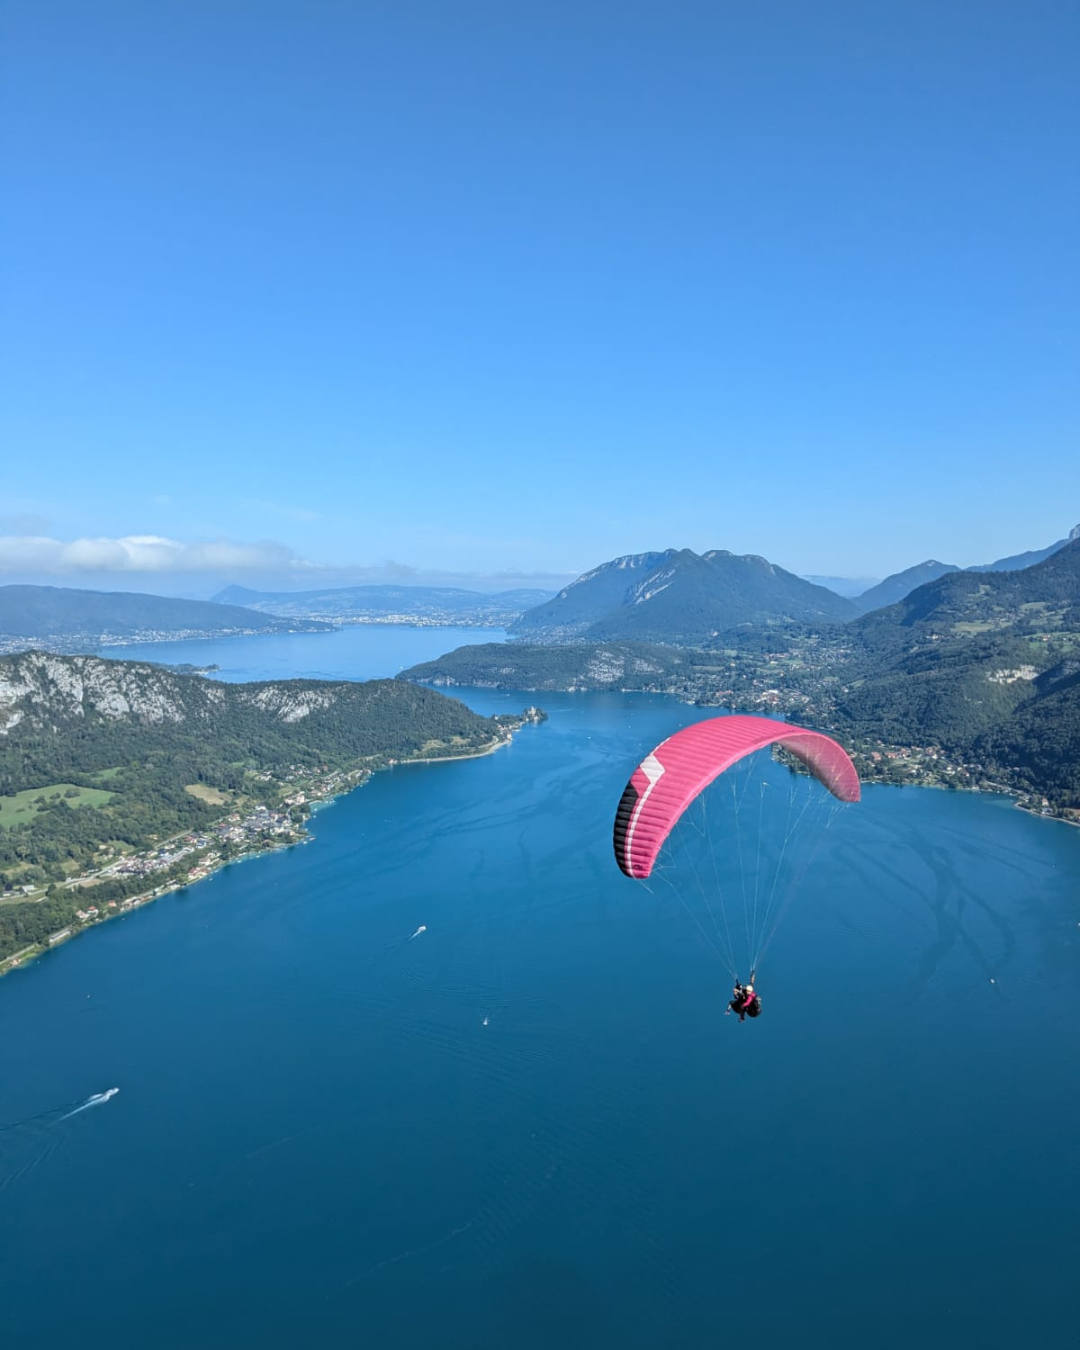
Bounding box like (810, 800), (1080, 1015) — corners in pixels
(395, 734), (511, 766)
(405, 671), (1080, 828)
(1014, 800), (1080, 828)
(0, 627), (332, 658)
(0, 620), (511, 660)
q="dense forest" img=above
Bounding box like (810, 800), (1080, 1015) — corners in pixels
(0, 654), (513, 948)
(403, 640), (729, 694)
(977, 658), (1080, 803)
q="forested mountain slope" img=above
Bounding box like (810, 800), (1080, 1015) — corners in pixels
(510, 548), (856, 642)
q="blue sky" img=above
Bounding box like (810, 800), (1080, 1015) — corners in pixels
(1, 0), (1077, 595)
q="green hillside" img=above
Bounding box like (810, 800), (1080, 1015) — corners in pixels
(0, 652), (511, 918)
(0, 584), (332, 646)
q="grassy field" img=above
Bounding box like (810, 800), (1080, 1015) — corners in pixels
(0, 783), (116, 827)
(184, 783), (228, 805)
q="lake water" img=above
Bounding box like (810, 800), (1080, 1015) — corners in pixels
(97, 623), (507, 683)
(1, 633), (1078, 1348)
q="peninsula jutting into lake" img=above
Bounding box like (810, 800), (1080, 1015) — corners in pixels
(0, 650), (544, 970)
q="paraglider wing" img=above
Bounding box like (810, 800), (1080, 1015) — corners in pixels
(613, 715), (860, 879)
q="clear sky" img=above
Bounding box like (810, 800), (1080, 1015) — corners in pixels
(1, 0), (1077, 595)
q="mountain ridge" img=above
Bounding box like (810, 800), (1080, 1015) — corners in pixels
(0, 652), (522, 963)
(509, 547), (857, 642)
(0, 585), (332, 651)
(970, 523), (1080, 574)
(406, 540), (1080, 811)
(851, 560), (962, 613)
(211, 582), (552, 623)
(852, 536), (1080, 649)
(844, 523), (1080, 613)
(0, 651), (497, 749)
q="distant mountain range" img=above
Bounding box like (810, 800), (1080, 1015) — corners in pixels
(507, 527), (1080, 643)
(211, 583), (552, 626)
(852, 537), (1080, 654)
(969, 523), (1080, 573)
(844, 523), (1080, 612)
(849, 561), (962, 613)
(835, 538), (1080, 799)
(407, 538), (1080, 810)
(0, 586), (332, 652)
(509, 548), (858, 643)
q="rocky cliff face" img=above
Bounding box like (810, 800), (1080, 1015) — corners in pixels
(0, 653), (198, 733)
(0, 652), (347, 735)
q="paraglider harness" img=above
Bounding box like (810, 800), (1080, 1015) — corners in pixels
(729, 976), (761, 1022)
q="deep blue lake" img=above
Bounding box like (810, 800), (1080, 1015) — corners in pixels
(2, 630), (1078, 1348)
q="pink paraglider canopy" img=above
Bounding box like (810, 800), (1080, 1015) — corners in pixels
(613, 714), (860, 880)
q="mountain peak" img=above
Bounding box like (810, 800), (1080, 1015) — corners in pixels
(567, 550), (673, 589)
(856, 530), (1080, 639)
(510, 547), (857, 642)
(852, 560), (962, 614)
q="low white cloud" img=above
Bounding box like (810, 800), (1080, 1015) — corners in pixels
(0, 533), (579, 594)
(0, 534), (305, 575)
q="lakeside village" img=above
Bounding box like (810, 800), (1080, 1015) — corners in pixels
(0, 764), (369, 974)
(278, 613), (509, 628)
(0, 626), (317, 656)
(696, 650), (1074, 823)
(741, 682), (1018, 794)
(0, 713), (545, 976)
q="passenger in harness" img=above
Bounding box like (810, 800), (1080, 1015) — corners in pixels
(728, 981), (761, 1022)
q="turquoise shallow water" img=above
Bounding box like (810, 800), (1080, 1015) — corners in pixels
(2, 633), (1079, 1348)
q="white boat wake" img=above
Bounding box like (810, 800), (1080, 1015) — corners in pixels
(59, 1088), (119, 1121)
(408, 925), (427, 941)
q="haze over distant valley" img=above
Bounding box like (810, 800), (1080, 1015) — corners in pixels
(211, 583), (553, 626)
(0, 585), (333, 654)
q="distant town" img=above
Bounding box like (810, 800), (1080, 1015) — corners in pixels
(0, 626), (327, 656)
